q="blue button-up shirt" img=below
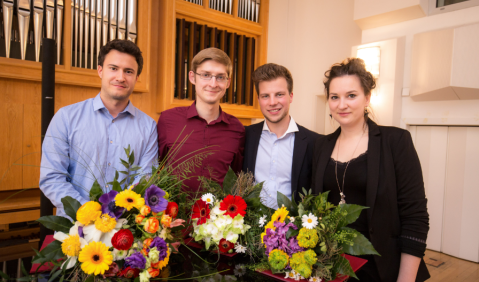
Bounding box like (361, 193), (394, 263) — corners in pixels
(40, 94), (158, 218)
(255, 117), (299, 209)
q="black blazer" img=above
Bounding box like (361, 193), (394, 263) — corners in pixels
(243, 121), (321, 201)
(312, 119), (430, 282)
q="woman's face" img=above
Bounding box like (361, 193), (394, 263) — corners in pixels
(328, 75), (370, 128)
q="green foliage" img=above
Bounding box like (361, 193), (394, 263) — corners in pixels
(331, 255), (358, 279)
(61, 196), (81, 222)
(337, 204), (369, 228)
(222, 167), (237, 195)
(32, 240), (64, 263)
(37, 216), (74, 234)
(89, 180), (103, 201)
(339, 227), (380, 256)
(277, 191), (298, 216)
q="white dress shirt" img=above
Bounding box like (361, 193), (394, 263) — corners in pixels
(255, 116), (299, 209)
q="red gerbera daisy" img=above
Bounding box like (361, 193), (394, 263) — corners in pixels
(219, 195), (247, 218)
(191, 199), (210, 225)
(218, 238), (235, 253)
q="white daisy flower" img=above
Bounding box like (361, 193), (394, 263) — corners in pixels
(301, 213), (318, 229)
(289, 216), (295, 223)
(309, 277), (322, 282)
(201, 193), (215, 205)
(234, 243), (247, 253)
(234, 264), (246, 277)
(284, 271), (297, 280)
(53, 221), (88, 270)
(258, 214), (267, 227)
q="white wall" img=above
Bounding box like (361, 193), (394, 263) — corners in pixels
(361, 6), (479, 128)
(354, 0), (427, 20)
(267, 0), (361, 133)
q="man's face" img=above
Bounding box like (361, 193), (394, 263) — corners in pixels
(189, 60), (231, 105)
(98, 49), (139, 102)
(257, 77), (293, 124)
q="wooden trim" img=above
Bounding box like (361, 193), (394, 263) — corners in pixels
(0, 241), (39, 261)
(0, 209), (40, 225)
(0, 190), (40, 212)
(0, 227), (40, 240)
(227, 32), (237, 104)
(236, 35), (245, 105)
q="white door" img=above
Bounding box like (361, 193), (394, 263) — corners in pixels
(409, 126), (479, 262)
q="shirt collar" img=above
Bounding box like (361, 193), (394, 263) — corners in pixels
(263, 116), (299, 138)
(186, 101), (230, 124)
(93, 93), (137, 117)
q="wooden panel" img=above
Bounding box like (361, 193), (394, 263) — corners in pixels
(23, 104), (41, 189)
(0, 103), (23, 191)
(412, 126), (448, 252)
(0, 209), (40, 225)
(0, 241), (39, 261)
(227, 32), (237, 104)
(236, 35), (245, 105)
(0, 227), (39, 240)
(0, 190), (40, 212)
(442, 127), (479, 262)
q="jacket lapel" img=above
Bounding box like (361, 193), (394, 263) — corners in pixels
(291, 125), (307, 194)
(315, 128), (340, 193)
(248, 121), (264, 174)
(366, 119), (381, 221)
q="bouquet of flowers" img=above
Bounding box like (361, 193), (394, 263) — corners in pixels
(31, 147), (186, 282)
(257, 189), (379, 281)
(189, 168), (267, 256)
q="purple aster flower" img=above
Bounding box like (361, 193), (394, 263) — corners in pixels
(144, 185), (168, 213)
(274, 221), (298, 236)
(264, 228), (279, 255)
(288, 236), (305, 256)
(99, 190), (125, 219)
(125, 252), (146, 269)
(150, 237), (168, 261)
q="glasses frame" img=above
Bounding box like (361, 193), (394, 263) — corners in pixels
(194, 72), (230, 83)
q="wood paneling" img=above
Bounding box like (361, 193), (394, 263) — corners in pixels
(0, 103), (23, 191)
(0, 210), (40, 225)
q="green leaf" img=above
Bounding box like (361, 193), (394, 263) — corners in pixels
(48, 269), (62, 282)
(277, 191), (298, 216)
(339, 227), (380, 256)
(222, 167), (237, 195)
(120, 158), (130, 168)
(285, 228), (299, 239)
(124, 145), (131, 157)
(130, 165), (142, 171)
(129, 150), (135, 165)
(20, 259), (29, 276)
(85, 276), (95, 282)
(89, 180), (103, 201)
(33, 240), (64, 263)
(115, 171), (119, 181)
(0, 270), (10, 280)
(298, 203), (306, 217)
(338, 204), (369, 228)
(332, 255), (357, 279)
(37, 216), (74, 234)
(119, 170), (129, 174)
(61, 196), (81, 222)
(111, 179), (122, 193)
(134, 277), (140, 282)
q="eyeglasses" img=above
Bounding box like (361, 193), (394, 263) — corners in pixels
(194, 72), (229, 83)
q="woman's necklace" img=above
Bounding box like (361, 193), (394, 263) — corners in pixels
(335, 124), (367, 205)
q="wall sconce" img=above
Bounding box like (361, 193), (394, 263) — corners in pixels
(357, 46), (381, 79)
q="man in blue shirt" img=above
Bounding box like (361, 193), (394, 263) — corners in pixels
(243, 63), (320, 209)
(40, 40), (158, 219)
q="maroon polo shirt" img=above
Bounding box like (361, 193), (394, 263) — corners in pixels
(158, 102), (245, 193)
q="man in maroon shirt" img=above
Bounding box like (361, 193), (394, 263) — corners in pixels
(158, 48), (245, 194)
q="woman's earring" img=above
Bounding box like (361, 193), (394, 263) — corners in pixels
(329, 114), (332, 119)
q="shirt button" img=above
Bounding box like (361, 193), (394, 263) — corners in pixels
(271, 177), (274, 180)
(110, 140), (113, 144)
(112, 120), (115, 123)
(106, 185), (109, 188)
(108, 163), (111, 166)
(273, 160), (275, 163)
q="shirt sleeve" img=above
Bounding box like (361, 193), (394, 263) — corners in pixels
(136, 118), (159, 177)
(157, 113), (170, 164)
(392, 130), (429, 256)
(39, 109), (88, 214)
(231, 125), (245, 174)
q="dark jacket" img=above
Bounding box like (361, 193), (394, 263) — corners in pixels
(243, 121), (321, 201)
(312, 119), (430, 282)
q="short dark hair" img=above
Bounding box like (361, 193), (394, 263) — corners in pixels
(252, 63), (293, 95)
(323, 58), (376, 99)
(98, 39), (144, 75)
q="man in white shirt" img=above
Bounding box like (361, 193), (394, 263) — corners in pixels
(242, 63), (320, 209)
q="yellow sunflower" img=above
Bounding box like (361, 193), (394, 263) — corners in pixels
(77, 201), (102, 225)
(115, 190), (145, 211)
(271, 206), (289, 223)
(78, 241), (113, 275)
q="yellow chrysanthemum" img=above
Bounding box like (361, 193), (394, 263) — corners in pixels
(77, 201), (102, 225)
(271, 206), (289, 223)
(115, 190), (145, 211)
(156, 248), (171, 270)
(78, 241), (113, 275)
(268, 249), (289, 270)
(61, 234), (81, 257)
(94, 214), (117, 233)
(297, 228), (319, 248)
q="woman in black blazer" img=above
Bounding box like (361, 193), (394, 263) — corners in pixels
(312, 58), (430, 281)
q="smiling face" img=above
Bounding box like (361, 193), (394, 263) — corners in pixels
(98, 49), (139, 103)
(189, 60), (231, 106)
(257, 77), (293, 125)
(328, 75), (370, 128)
